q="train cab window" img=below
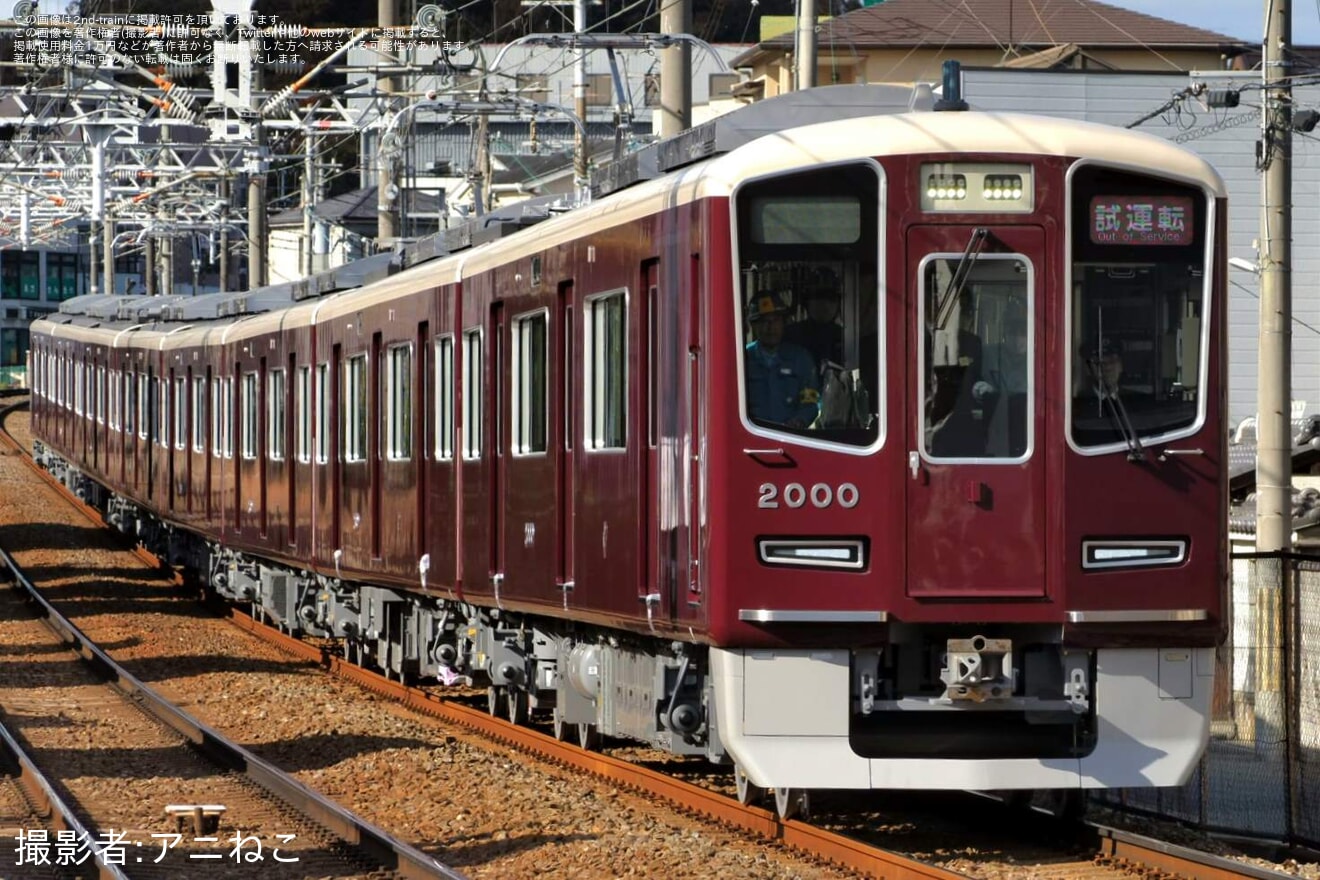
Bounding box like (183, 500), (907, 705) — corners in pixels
(513, 313), (548, 455)
(192, 377), (206, 452)
(268, 369), (286, 461)
(462, 330), (482, 460)
(585, 291), (626, 450)
(920, 257), (1032, 461)
(241, 372), (258, 460)
(1069, 167), (1208, 450)
(385, 346), (412, 461)
(435, 336), (454, 461)
(174, 377), (187, 451)
(296, 366), (311, 463)
(315, 363), (329, 464)
(734, 162), (882, 448)
(343, 355), (367, 463)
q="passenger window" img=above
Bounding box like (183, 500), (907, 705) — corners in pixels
(211, 378), (222, 457)
(268, 369), (286, 461)
(222, 377), (234, 459)
(174, 377), (186, 450)
(385, 345), (412, 461)
(342, 355), (367, 463)
(193, 377), (206, 452)
(462, 330), (482, 460)
(138, 374), (149, 440)
(513, 312), (548, 455)
(156, 378), (168, 447)
(296, 366), (311, 463)
(585, 291), (626, 450)
(315, 363), (329, 464)
(435, 337), (454, 461)
(241, 372), (258, 460)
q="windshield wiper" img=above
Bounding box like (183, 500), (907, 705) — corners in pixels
(933, 227), (989, 331)
(1106, 393), (1146, 462)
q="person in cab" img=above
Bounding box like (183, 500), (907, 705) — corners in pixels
(784, 268), (844, 373)
(745, 290), (820, 429)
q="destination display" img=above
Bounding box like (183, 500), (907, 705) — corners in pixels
(1089, 196), (1194, 245)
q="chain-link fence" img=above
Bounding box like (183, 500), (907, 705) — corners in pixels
(1094, 551), (1319, 847)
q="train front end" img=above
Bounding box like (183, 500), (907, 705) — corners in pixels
(704, 113), (1227, 796)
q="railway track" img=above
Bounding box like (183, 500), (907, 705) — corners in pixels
(0, 541), (463, 880)
(1, 395), (1311, 880)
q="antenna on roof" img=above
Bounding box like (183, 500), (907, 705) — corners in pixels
(933, 60), (969, 112)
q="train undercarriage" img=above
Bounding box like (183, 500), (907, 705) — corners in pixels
(36, 445), (1216, 819)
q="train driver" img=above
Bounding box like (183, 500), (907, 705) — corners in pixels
(784, 267), (844, 373)
(745, 290), (821, 429)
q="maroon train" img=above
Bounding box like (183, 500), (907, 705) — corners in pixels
(29, 85), (1227, 817)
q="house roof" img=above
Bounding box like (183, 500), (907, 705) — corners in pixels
(733, 0), (1250, 67)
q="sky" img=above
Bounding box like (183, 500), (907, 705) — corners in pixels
(1104, 0), (1320, 45)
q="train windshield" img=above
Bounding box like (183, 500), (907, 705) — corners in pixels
(734, 163), (882, 448)
(1069, 167), (1208, 449)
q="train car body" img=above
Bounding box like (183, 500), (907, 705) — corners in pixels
(29, 85), (1228, 812)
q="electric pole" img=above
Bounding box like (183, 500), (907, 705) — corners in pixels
(574, 0), (589, 189)
(658, 0), (691, 136)
(377, 0), (399, 248)
(1257, 0), (1292, 551)
(796, 0), (817, 91)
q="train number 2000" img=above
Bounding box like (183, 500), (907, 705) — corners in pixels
(757, 482), (859, 509)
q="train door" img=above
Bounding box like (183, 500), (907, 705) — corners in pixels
(637, 265), (658, 615)
(575, 285), (645, 617)
(557, 283), (575, 606)
(905, 225), (1047, 598)
(500, 300), (559, 605)
(489, 302), (505, 595)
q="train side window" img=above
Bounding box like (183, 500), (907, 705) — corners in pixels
(223, 377), (234, 459)
(584, 290), (627, 450)
(74, 362), (83, 416)
(462, 330), (482, 460)
(193, 377), (206, 452)
(172, 377), (184, 450)
(343, 354), (367, 463)
(385, 345), (412, 461)
(156, 377), (168, 448)
(268, 369), (286, 461)
(138, 374), (149, 441)
(241, 372), (258, 460)
(211, 378), (222, 457)
(296, 365), (311, 463)
(315, 363), (329, 464)
(96, 367), (106, 425)
(108, 370), (118, 431)
(435, 336), (454, 461)
(124, 372), (135, 436)
(512, 312), (548, 455)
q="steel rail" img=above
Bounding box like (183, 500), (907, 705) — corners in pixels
(0, 716), (130, 880)
(0, 539), (465, 880)
(227, 613), (971, 880)
(1096, 826), (1303, 880)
